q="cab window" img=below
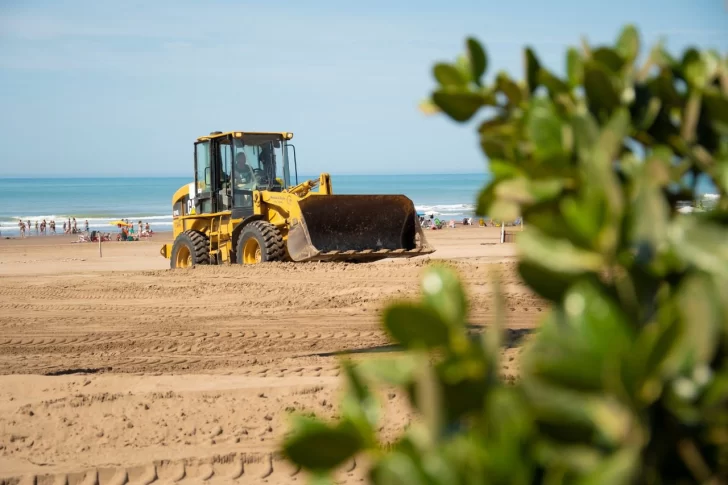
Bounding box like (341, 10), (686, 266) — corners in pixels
(195, 142), (211, 193)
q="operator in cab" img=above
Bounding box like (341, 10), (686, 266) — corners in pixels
(234, 152), (255, 189)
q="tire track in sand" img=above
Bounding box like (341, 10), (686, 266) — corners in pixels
(1, 452), (364, 485)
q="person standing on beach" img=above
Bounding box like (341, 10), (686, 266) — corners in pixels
(19, 220), (25, 238)
(85, 219), (89, 232)
(138, 220), (143, 235)
(50, 220), (56, 234)
(67, 218), (71, 233)
(35, 221), (39, 235)
(72, 218), (77, 233)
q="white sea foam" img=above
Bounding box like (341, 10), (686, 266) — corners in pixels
(415, 204), (476, 217)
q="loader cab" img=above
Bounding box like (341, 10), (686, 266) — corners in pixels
(192, 131), (294, 218)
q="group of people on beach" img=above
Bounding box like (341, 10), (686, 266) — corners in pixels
(116, 219), (154, 241)
(16, 217), (87, 238)
(14, 217), (153, 239)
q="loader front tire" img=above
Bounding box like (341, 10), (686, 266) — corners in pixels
(236, 221), (285, 265)
(170, 230), (210, 269)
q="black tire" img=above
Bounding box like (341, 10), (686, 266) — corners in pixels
(236, 221), (285, 264)
(170, 230), (210, 269)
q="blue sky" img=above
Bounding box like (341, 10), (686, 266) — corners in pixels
(0, 1), (726, 177)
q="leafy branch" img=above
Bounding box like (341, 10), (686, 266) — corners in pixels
(282, 25), (728, 484)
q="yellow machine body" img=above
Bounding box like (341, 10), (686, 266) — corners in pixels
(160, 131), (434, 267)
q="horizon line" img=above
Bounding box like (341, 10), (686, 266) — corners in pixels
(0, 172), (491, 179)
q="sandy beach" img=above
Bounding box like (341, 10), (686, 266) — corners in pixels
(0, 226), (543, 484)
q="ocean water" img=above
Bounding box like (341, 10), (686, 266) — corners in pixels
(0, 174), (489, 236)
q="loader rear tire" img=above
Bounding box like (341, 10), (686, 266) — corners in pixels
(236, 221), (285, 265)
(170, 230), (210, 269)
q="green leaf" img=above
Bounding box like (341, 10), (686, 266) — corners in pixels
(481, 388), (536, 483)
(523, 379), (635, 447)
(486, 387), (533, 441)
(524, 47), (541, 94)
(615, 25), (640, 63)
(479, 117), (517, 159)
(383, 302), (451, 349)
(518, 260), (577, 302)
(702, 49), (721, 82)
(526, 281), (635, 392)
(646, 68), (682, 109)
(675, 273), (722, 366)
(566, 48), (584, 87)
(494, 177), (564, 206)
(588, 108), (630, 254)
(584, 61), (620, 120)
(413, 353), (443, 443)
(627, 316), (683, 406)
(432, 90), (485, 122)
(702, 371), (728, 411)
(682, 48), (709, 88)
(283, 417), (364, 471)
(435, 358), (489, 423)
(538, 69), (570, 99)
(369, 452), (428, 485)
(487, 198), (521, 222)
(592, 47), (626, 73)
(703, 89), (728, 133)
(571, 110), (600, 162)
(433, 63), (466, 87)
(628, 155), (671, 265)
(636, 96), (662, 131)
(307, 471), (337, 485)
(562, 280), (635, 344)
(712, 155), (728, 194)
(496, 71), (523, 107)
(420, 264), (467, 328)
(488, 159), (523, 180)
(576, 447), (640, 485)
(358, 356), (418, 386)
(466, 37), (488, 85)
(526, 99), (566, 162)
(341, 361), (379, 430)
(475, 184), (496, 217)
(669, 216), (728, 278)
(560, 194), (605, 250)
(517, 227), (604, 275)
(533, 441), (603, 475)
(455, 54), (473, 84)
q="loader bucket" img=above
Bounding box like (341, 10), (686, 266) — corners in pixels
(286, 194), (434, 262)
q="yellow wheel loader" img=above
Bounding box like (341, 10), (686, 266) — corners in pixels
(160, 131), (434, 267)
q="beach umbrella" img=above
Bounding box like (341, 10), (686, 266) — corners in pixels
(109, 220), (132, 227)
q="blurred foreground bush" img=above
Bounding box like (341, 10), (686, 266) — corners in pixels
(282, 25), (728, 484)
